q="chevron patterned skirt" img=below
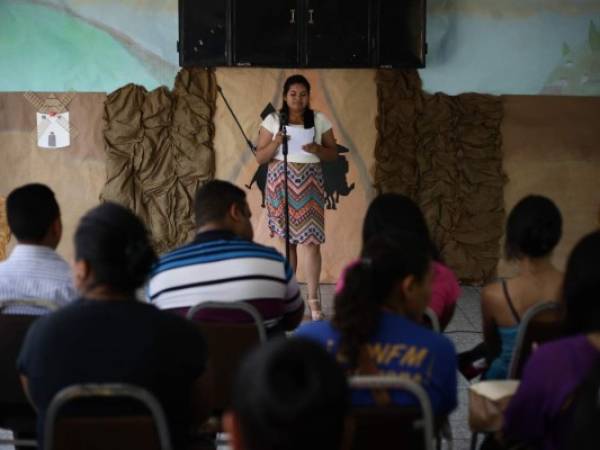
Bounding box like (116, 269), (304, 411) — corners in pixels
(266, 160), (325, 245)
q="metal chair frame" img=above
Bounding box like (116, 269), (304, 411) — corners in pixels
(186, 300), (267, 343)
(0, 299), (59, 447)
(349, 375), (437, 450)
(470, 301), (562, 450)
(44, 383), (172, 450)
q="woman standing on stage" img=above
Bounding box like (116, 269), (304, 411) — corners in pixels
(255, 74), (338, 321)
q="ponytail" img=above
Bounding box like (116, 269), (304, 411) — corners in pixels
(333, 258), (381, 369)
(332, 232), (431, 369)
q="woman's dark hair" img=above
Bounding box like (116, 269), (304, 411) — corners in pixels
(74, 202), (157, 294)
(563, 230), (600, 335)
(333, 231), (432, 369)
(568, 361), (600, 450)
(362, 193), (440, 261)
(505, 195), (562, 260)
(280, 74), (315, 129)
(231, 338), (349, 450)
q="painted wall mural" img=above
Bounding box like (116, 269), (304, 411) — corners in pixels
(0, 0), (599, 95)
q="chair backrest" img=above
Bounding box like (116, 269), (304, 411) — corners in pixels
(508, 302), (563, 379)
(0, 300), (56, 419)
(347, 375), (435, 450)
(422, 307), (440, 332)
(0, 311), (39, 442)
(186, 301), (267, 412)
(0, 298), (60, 315)
(44, 383), (172, 450)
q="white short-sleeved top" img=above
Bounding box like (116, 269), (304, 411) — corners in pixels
(260, 111), (333, 163)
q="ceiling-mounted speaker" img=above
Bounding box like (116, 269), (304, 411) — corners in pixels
(178, 0), (426, 69)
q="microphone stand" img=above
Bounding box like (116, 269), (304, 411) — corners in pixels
(217, 85), (256, 154)
(281, 121), (291, 262)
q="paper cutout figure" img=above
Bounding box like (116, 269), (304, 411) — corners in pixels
(24, 93), (77, 149)
(36, 112), (70, 148)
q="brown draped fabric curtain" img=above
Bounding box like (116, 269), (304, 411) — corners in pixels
(0, 197), (10, 261)
(101, 68), (217, 254)
(374, 70), (506, 283)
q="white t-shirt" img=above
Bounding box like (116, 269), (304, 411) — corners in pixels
(260, 111), (333, 163)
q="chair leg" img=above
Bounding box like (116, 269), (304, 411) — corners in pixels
(470, 432), (478, 450)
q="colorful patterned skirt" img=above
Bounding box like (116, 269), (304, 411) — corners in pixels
(266, 160), (325, 245)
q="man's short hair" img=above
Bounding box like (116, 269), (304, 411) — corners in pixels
(6, 184), (60, 242)
(194, 180), (247, 228)
(231, 338), (349, 450)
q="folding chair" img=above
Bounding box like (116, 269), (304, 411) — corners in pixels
(186, 302), (267, 416)
(470, 302), (563, 449)
(44, 383), (172, 450)
(0, 299), (59, 448)
(347, 375), (440, 450)
(507, 301), (563, 379)
(423, 307), (441, 332)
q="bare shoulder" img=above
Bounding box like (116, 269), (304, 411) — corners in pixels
(481, 280), (504, 309)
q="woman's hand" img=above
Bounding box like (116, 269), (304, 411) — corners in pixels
(302, 143), (321, 155)
(273, 131), (289, 146)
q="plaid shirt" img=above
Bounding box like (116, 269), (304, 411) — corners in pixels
(0, 244), (76, 315)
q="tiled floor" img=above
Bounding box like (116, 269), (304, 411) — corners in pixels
(1, 284), (483, 450)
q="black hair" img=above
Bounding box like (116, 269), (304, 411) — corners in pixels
(231, 338), (349, 450)
(194, 180), (247, 228)
(563, 230), (600, 335)
(280, 74), (315, 129)
(333, 231), (432, 369)
(362, 193), (441, 261)
(505, 195), (562, 260)
(6, 183), (60, 242)
(74, 202), (157, 294)
(567, 361), (600, 450)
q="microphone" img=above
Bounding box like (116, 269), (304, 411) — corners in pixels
(278, 111), (288, 131)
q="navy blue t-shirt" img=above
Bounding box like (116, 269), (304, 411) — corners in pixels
(296, 311), (457, 416)
(17, 298), (207, 448)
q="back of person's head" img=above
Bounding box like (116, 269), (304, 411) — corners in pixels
(505, 195), (562, 260)
(333, 231), (432, 368)
(194, 180), (247, 228)
(226, 338), (349, 450)
(563, 230), (600, 334)
(362, 193), (440, 260)
(74, 202), (156, 295)
(6, 183), (60, 243)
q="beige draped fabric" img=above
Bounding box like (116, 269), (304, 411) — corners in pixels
(374, 70), (505, 283)
(0, 197), (10, 261)
(101, 68), (217, 253)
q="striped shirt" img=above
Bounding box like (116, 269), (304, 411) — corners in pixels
(0, 244), (77, 315)
(148, 230), (304, 329)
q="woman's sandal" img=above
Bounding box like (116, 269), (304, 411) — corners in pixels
(307, 298), (325, 321)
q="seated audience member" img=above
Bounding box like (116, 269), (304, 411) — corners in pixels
(0, 183), (76, 313)
(501, 230), (600, 450)
(18, 203), (210, 449)
(298, 232), (457, 416)
(148, 180), (304, 332)
(223, 338), (349, 450)
(336, 193), (460, 330)
(481, 195), (563, 380)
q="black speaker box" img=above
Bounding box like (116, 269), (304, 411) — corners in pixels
(178, 0), (426, 68)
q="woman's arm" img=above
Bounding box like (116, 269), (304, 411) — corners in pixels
(302, 129), (338, 162)
(481, 283), (502, 359)
(255, 127), (284, 165)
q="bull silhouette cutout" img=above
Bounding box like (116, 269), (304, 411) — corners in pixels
(246, 144), (355, 210)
